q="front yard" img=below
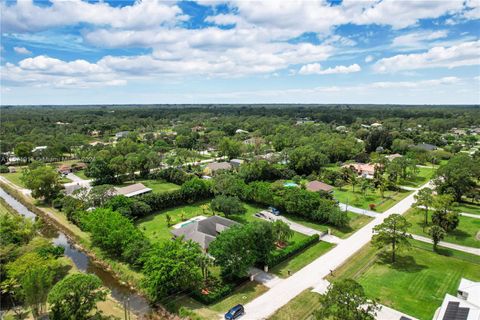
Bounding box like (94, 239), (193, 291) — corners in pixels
(333, 186), (412, 212)
(398, 166), (435, 188)
(327, 241), (480, 320)
(404, 208), (480, 248)
(268, 289), (320, 320)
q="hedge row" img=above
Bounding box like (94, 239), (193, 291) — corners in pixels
(191, 282), (235, 305)
(267, 234), (319, 267)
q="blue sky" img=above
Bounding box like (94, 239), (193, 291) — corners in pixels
(1, 0), (479, 105)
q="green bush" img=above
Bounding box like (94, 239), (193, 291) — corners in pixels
(267, 234), (319, 267)
(0, 165), (9, 173)
(191, 282), (235, 305)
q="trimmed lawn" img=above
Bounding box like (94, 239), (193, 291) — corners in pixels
(283, 211), (373, 239)
(118, 179), (181, 194)
(171, 282), (268, 320)
(75, 169), (89, 180)
(398, 166), (435, 188)
(137, 201), (264, 244)
(405, 208), (480, 248)
(456, 201), (480, 215)
(333, 186), (412, 212)
(0, 170), (26, 188)
(270, 241), (335, 278)
(269, 289), (320, 320)
(328, 241), (480, 320)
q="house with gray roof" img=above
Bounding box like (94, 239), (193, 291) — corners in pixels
(170, 216), (238, 250)
(114, 183), (152, 197)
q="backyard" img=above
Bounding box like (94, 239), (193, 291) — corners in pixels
(117, 179), (181, 194)
(398, 166), (435, 188)
(333, 187), (412, 212)
(283, 211), (373, 238)
(327, 241), (480, 320)
(404, 208), (480, 248)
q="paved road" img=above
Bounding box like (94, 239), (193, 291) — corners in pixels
(411, 234), (480, 256)
(242, 182), (430, 320)
(460, 212), (480, 219)
(338, 203), (378, 217)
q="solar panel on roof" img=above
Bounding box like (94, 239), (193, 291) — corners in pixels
(443, 301), (470, 320)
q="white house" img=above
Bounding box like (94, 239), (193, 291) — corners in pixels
(434, 278), (480, 320)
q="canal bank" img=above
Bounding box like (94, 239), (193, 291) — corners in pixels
(0, 185), (151, 316)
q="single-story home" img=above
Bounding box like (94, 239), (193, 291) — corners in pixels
(414, 143), (438, 151)
(235, 129), (249, 134)
(230, 159), (244, 168)
(171, 216), (238, 251)
(386, 153), (403, 161)
(343, 163), (376, 179)
(115, 131), (130, 140)
(306, 180), (334, 193)
(191, 125), (205, 132)
(32, 146), (47, 153)
(243, 137), (264, 145)
(434, 278), (480, 320)
(203, 162), (232, 176)
(58, 162), (87, 175)
(114, 183), (152, 197)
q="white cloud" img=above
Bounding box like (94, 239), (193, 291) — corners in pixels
(299, 63), (361, 75)
(365, 55), (374, 63)
(374, 40), (480, 72)
(13, 46), (32, 55)
(370, 76), (460, 88)
(392, 30), (448, 48)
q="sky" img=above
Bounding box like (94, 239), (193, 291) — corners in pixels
(1, 0), (480, 105)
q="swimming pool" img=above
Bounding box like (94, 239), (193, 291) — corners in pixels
(284, 182), (298, 187)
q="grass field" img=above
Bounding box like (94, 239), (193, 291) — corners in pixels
(119, 179), (181, 194)
(456, 201), (480, 215)
(270, 241), (334, 278)
(0, 170), (26, 188)
(171, 282), (268, 319)
(333, 186), (412, 212)
(74, 169), (89, 180)
(328, 241), (480, 320)
(269, 289), (320, 320)
(398, 166), (435, 188)
(283, 211), (373, 239)
(405, 208), (480, 248)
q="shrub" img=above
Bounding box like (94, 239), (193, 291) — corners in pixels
(191, 281), (235, 305)
(267, 234), (319, 267)
(369, 203), (376, 211)
(154, 168), (193, 185)
(0, 165), (9, 173)
(211, 195), (246, 215)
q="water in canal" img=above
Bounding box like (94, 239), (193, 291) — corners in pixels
(0, 187), (151, 315)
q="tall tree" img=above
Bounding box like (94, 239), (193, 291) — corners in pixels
(372, 214), (412, 263)
(14, 142), (34, 163)
(316, 279), (380, 320)
(431, 194), (459, 232)
(413, 187), (434, 232)
(271, 220), (293, 246)
(21, 164), (62, 204)
(428, 225), (446, 252)
(48, 273), (107, 320)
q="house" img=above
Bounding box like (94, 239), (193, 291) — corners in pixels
(32, 146), (47, 153)
(230, 159), (244, 168)
(114, 183), (152, 197)
(386, 153), (403, 161)
(343, 163), (376, 179)
(235, 129), (249, 134)
(58, 164), (72, 175)
(89, 130), (101, 137)
(191, 126), (205, 132)
(371, 122), (383, 128)
(306, 180), (334, 193)
(203, 162), (232, 176)
(171, 216), (238, 250)
(115, 131), (130, 140)
(335, 125), (347, 132)
(414, 143), (437, 151)
(434, 278), (480, 320)
(243, 137), (264, 145)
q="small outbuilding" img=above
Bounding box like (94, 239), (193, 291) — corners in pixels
(306, 180), (334, 193)
(114, 183), (152, 198)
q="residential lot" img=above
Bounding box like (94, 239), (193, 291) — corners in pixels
(404, 208), (480, 248)
(398, 166), (436, 188)
(333, 187), (412, 212)
(118, 179), (181, 194)
(327, 241), (480, 320)
(268, 289), (320, 320)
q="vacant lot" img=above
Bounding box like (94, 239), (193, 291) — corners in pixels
(283, 211), (373, 238)
(405, 208), (480, 248)
(269, 288), (320, 320)
(398, 166), (435, 188)
(328, 241), (480, 320)
(333, 187), (412, 212)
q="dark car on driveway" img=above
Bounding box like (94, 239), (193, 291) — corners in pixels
(224, 304), (244, 319)
(269, 206), (281, 215)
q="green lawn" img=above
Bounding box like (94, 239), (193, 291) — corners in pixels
(456, 201), (480, 215)
(405, 208), (480, 248)
(0, 170), (26, 188)
(119, 179), (181, 194)
(74, 169), (89, 180)
(333, 186), (412, 212)
(283, 211), (373, 239)
(270, 241), (334, 278)
(328, 241), (480, 320)
(171, 282), (268, 320)
(137, 201), (264, 244)
(269, 289), (320, 320)
(398, 166), (435, 188)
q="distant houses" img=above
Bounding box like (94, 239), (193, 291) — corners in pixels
(114, 183), (152, 198)
(32, 146), (47, 153)
(235, 129), (249, 134)
(414, 143), (438, 151)
(115, 131), (130, 140)
(57, 162), (87, 175)
(386, 153), (403, 161)
(171, 216), (238, 251)
(203, 162), (232, 176)
(343, 163), (376, 179)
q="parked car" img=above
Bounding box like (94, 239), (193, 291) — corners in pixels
(224, 304), (245, 319)
(269, 207), (281, 215)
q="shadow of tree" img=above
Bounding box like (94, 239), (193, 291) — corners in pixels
(377, 251), (427, 273)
